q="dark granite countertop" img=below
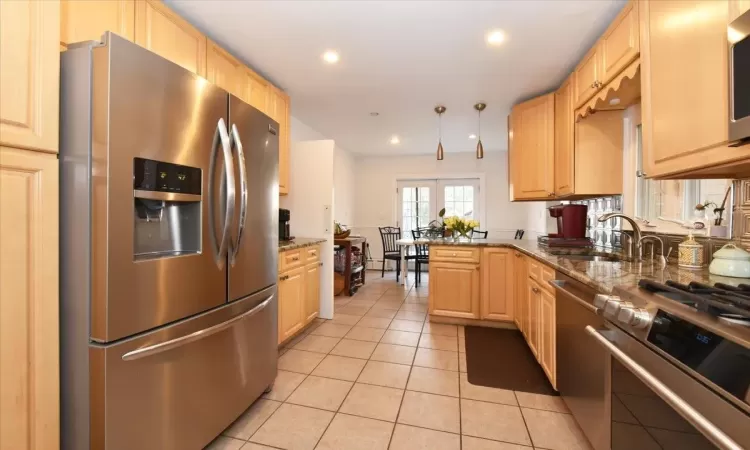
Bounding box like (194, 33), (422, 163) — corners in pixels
(407, 237), (745, 294)
(278, 238), (326, 251)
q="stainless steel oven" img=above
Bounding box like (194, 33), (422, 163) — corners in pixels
(729, 8), (750, 144)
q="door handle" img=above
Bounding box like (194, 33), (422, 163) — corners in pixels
(228, 123), (248, 266)
(208, 118), (235, 269)
(585, 326), (742, 450)
(122, 295), (273, 361)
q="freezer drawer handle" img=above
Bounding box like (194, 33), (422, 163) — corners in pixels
(585, 326), (742, 450)
(121, 295), (273, 362)
(228, 123), (248, 266)
(208, 118), (236, 269)
(548, 280), (598, 314)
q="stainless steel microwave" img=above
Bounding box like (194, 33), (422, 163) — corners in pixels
(730, 8), (750, 144)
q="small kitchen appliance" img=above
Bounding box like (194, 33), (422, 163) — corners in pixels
(279, 208), (291, 241)
(538, 204), (591, 247)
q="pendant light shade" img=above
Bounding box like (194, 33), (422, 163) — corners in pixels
(474, 102), (486, 159)
(435, 105), (446, 161)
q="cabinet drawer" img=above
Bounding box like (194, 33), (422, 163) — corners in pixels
(305, 245), (321, 264)
(430, 246), (480, 263)
(541, 265), (556, 292)
(279, 249), (303, 272)
(528, 259), (541, 282)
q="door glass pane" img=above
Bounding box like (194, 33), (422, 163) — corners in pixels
(442, 185), (476, 221)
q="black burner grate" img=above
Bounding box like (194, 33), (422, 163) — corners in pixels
(638, 279), (750, 320)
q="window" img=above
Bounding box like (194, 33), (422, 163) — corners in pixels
(398, 181), (436, 235)
(439, 179), (479, 220)
(634, 124), (732, 223)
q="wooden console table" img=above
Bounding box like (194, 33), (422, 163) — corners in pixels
(334, 236), (367, 296)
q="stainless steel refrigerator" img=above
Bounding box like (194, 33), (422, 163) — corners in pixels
(60, 33), (279, 450)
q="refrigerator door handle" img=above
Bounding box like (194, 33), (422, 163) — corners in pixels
(228, 123), (248, 266)
(121, 295), (273, 361)
(208, 118), (235, 269)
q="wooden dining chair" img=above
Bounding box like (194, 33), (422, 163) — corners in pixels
(471, 229), (488, 239)
(411, 229), (430, 285)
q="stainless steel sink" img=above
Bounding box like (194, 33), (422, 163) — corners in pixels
(548, 252), (625, 262)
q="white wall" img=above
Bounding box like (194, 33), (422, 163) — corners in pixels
(352, 151), (547, 268)
(290, 115), (328, 141)
(281, 139), (336, 319)
(333, 145), (356, 228)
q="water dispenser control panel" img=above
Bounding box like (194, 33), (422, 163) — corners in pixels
(134, 157), (201, 194)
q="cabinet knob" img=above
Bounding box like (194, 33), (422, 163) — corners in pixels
(548, 192), (555, 197)
(452, 253), (457, 256)
(590, 82), (596, 88)
(318, 262), (323, 267)
(292, 256), (299, 261)
(532, 287), (540, 294)
(279, 274), (289, 281)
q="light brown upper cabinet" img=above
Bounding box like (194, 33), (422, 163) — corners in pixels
(480, 248), (514, 321)
(574, 45), (601, 107)
(554, 75), (574, 197)
(243, 68), (270, 114)
(640, 0), (750, 178)
(268, 87), (291, 195)
(508, 93), (555, 201)
(574, 2), (639, 108)
(206, 40), (246, 100)
(571, 110), (624, 198)
(730, 0), (750, 20)
(60, 0), (134, 48)
(0, 0), (60, 154)
(600, 1), (639, 85)
(134, 0), (206, 77)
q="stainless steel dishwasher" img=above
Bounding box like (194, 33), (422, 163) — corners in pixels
(549, 272), (610, 450)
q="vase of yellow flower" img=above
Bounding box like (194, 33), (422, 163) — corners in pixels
(444, 216), (479, 240)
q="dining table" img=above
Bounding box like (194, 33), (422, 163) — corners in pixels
(394, 237), (426, 286)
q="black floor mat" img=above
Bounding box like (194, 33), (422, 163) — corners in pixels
(465, 326), (557, 395)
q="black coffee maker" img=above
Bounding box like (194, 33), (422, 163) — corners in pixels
(279, 208), (291, 241)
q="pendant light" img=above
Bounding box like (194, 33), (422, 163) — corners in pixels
(474, 102), (486, 159)
(435, 105), (446, 160)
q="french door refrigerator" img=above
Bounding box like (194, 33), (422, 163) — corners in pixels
(60, 33), (279, 450)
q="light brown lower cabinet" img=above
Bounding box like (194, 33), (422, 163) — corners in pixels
(539, 287), (557, 387)
(278, 245), (321, 345)
(526, 279), (541, 358)
(0, 147), (59, 450)
(480, 248), (514, 321)
(513, 252), (528, 335)
(429, 261), (480, 319)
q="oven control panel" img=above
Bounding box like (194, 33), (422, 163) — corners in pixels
(133, 157), (201, 194)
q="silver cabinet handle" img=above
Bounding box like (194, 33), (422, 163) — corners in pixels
(208, 118), (235, 269)
(122, 295), (273, 361)
(585, 326), (743, 450)
(228, 123), (248, 266)
(318, 262), (323, 267)
(548, 280), (598, 313)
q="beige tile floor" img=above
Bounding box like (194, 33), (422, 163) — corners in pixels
(206, 271), (591, 450)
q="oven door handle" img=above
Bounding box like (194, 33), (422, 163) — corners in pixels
(549, 280), (598, 314)
(227, 123), (247, 266)
(584, 326), (743, 450)
(122, 295), (273, 361)
(208, 118), (235, 269)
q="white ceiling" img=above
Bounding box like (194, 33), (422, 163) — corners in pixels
(167, 0), (626, 155)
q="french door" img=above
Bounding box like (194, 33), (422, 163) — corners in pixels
(397, 178), (481, 236)
(397, 180), (437, 237)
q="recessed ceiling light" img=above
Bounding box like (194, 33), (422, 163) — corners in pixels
(322, 50), (340, 64)
(390, 135), (400, 145)
(469, 134), (477, 140)
(486, 30), (506, 46)
(370, 112), (379, 117)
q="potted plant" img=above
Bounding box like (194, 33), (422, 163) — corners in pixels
(427, 208), (450, 238)
(444, 216), (480, 239)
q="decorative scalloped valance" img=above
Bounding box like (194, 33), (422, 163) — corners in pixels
(575, 59), (641, 122)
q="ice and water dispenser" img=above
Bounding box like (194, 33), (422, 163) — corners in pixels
(133, 157), (202, 260)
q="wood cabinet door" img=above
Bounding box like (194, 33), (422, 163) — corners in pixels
(539, 287), (557, 388)
(206, 40), (245, 99)
(0, 0), (59, 153)
(526, 280), (541, 357)
(480, 249), (514, 321)
(554, 75), (574, 197)
(574, 44), (601, 107)
(268, 87), (291, 195)
(730, 0), (750, 21)
(513, 253), (527, 334)
(600, 1), (639, 85)
(0, 147), (59, 450)
(278, 266), (305, 344)
(134, 0), (206, 76)
(243, 68), (270, 114)
(60, 0), (134, 48)
(304, 262), (321, 323)
(640, 0), (741, 178)
(510, 94), (555, 200)
(429, 262), (480, 319)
